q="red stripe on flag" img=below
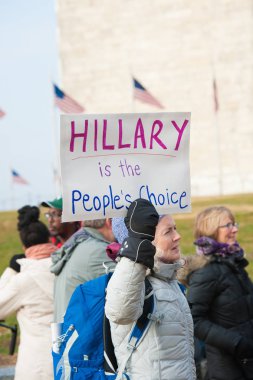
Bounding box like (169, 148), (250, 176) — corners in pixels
(0, 109), (6, 118)
(134, 88), (164, 109)
(54, 93), (85, 113)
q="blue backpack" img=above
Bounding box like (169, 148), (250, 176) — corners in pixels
(52, 273), (154, 380)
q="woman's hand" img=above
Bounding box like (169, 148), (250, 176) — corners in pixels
(119, 238), (156, 269)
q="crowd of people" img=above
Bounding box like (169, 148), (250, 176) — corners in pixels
(0, 196), (252, 380)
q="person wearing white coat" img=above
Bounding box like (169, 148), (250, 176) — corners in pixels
(0, 205), (57, 380)
(105, 199), (196, 380)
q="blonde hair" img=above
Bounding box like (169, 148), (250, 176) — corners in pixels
(194, 206), (234, 240)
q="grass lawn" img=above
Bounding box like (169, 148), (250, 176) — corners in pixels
(0, 193), (252, 356)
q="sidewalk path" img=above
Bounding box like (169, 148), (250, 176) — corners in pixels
(0, 366), (14, 380)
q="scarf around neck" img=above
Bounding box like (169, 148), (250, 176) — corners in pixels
(25, 243), (57, 259)
(194, 236), (244, 259)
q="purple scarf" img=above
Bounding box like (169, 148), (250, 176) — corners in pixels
(194, 236), (244, 259)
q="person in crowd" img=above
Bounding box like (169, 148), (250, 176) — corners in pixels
(177, 258), (208, 380)
(51, 218), (117, 322)
(41, 196), (80, 248)
(0, 205), (57, 380)
(186, 206), (253, 380)
(106, 217), (129, 261)
(105, 198), (196, 380)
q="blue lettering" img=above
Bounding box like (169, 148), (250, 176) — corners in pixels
(139, 185), (145, 198)
(109, 185), (114, 209)
(83, 194), (92, 212)
(171, 192), (178, 204)
(102, 195), (110, 215)
(166, 189), (171, 205)
(70, 186), (188, 217)
(125, 193), (132, 208)
(93, 196), (101, 211)
(137, 185), (188, 211)
(158, 194), (165, 205)
(114, 194), (124, 210)
(146, 186), (157, 205)
(72, 190), (82, 214)
(179, 191), (188, 209)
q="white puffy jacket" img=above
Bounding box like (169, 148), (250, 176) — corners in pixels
(0, 258), (54, 380)
(105, 257), (196, 380)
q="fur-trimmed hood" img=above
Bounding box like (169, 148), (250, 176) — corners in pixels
(177, 254), (211, 287)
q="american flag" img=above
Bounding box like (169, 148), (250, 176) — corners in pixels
(0, 109), (6, 118)
(133, 77), (164, 109)
(53, 84), (85, 113)
(11, 169), (29, 185)
(213, 79), (219, 112)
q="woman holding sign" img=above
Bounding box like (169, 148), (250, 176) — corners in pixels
(105, 198), (196, 380)
(186, 206), (253, 380)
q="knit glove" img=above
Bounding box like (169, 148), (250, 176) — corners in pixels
(235, 338), (253, 359)
(119, 198), (159, 269)
(9, 253), (25, 272)
(120, 237), (156, 269)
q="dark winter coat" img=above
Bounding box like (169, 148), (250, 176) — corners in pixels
(185, 255), (253, 380)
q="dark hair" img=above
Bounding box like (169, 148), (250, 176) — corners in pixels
(17, 205), (50, 248)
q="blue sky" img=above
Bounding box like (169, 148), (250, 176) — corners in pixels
(0, 0), (60, 210)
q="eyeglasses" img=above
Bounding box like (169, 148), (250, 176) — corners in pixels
(44, 212), (62, 220)
(218, 222), (239, 229)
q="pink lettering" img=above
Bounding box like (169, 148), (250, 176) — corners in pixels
(171, 119), (189, 151)
(134, 118), (146, 148)
(150, 120), (167, 149)
(94, 119), (98, 151)
(70, 120), (88, 152)
(102, 120), (114, 150)
(118, 119), (131, 149)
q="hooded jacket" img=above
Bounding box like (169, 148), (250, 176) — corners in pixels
(51, 227), (116, 322)
(105, 257), (196, 380)
(181, 254), (253, 380)
(0, 256), (54, 380)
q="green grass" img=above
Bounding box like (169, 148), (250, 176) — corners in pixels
(0, 193), (252, 355)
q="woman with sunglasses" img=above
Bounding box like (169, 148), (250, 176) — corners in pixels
(186, 206), (253, 380)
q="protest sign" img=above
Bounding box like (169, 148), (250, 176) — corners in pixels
(60, 112), (191, 221)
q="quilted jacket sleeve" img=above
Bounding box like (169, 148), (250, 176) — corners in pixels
(105, 257), (146, 325)
(187, 264), (242, 355)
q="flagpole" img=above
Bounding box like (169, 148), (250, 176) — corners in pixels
(130, 74), (135, 113)
(210, 2), (223, 195)
(51, 83), (61, 196)
(132, 90), (135, 113)
(213, 100), (223, 195)
(9, 166), (15, 210)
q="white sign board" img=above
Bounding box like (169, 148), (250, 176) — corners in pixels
(60, 112), (191, 221)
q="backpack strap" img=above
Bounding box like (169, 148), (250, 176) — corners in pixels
(115, 278), (154, 380)
(103, 314), (118, 374)
(178, 281), (187, 295)
(103, 272), (118, 375)
(56, 329), (79, 379)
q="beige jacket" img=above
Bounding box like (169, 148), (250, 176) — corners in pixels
(0, 258), (54, 380)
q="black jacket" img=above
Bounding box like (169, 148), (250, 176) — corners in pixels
(187, 255), (253, 380)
